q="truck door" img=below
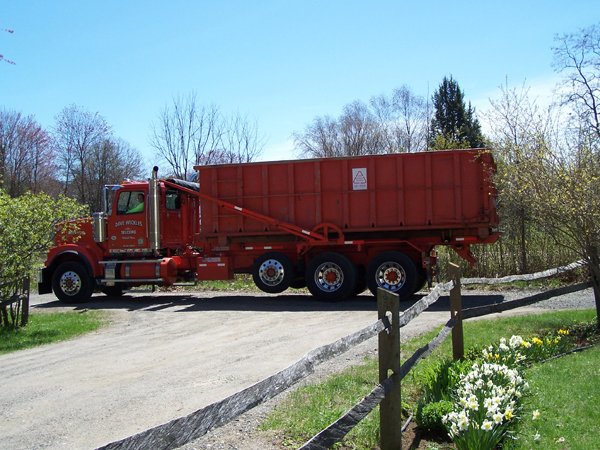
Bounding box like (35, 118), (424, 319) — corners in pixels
(106, 189), (150, 252)
(162, 188), (183, 247)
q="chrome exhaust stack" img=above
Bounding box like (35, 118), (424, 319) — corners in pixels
(149, 166), (161, 252)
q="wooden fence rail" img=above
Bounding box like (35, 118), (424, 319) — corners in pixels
(462, 260), (585, 285)
(462, 281), (591, 321)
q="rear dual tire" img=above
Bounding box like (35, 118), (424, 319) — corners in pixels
(306, 252), (357, 302)
(367, 251), (417, 300)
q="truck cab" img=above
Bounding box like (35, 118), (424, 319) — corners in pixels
(38, 168), (202, 302)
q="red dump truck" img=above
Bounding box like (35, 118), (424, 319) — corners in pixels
(38, 149), (499, 303)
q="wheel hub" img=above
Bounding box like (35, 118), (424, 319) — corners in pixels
(259, 259), (285, 286)
(377, 263), (406, 291)
(59, 271), (82, 296)
(315, 263), (344, 292)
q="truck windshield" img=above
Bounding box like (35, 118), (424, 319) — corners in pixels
(103, 185), (121, 214)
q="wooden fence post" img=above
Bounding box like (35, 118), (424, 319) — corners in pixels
(449, 263), (464, 361)
(20, 277), (30, 327)
(377, 287), (402, 450)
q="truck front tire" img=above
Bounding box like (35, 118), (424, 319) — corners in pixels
(252, 252), (294, 294)
(52, 261), (94, 303)
(367, 251), (417, 300)
(306, 252), (357, 302)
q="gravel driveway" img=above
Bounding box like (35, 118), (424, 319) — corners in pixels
(0, 287), (595, 450)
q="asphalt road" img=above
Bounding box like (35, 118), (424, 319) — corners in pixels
(0, 288), (595, 450)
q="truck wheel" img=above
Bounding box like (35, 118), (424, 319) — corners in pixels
(252, 252), (293, 294)
(306, 252), (357, 302)
(367, 252), (417, 300)
(52, 261), (94, 303)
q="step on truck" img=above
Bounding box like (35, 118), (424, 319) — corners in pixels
(38, 149), (500, 303)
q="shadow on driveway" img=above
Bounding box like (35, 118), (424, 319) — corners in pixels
(32, 289), (507, 314)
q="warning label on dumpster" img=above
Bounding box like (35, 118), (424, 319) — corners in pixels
(352, 168), (368, 190)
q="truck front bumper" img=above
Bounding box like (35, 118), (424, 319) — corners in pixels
(38, 267), (52, 294)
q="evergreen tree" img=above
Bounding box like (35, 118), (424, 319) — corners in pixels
(429, 76), (484, 149)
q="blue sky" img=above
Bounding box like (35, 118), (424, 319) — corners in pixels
(2, 1), (599, 168)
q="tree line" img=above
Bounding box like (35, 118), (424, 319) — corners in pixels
(0, 98), (266, 211)
(293, 77), (484, 158)
(0, 105), (144, 212)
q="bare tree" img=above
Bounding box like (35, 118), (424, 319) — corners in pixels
(54, 105), (110, 202)
(150, 94), (197, 179)
(392, 86), (429, 152)
(339, 101), (381, 156)
(293, 115), (342, 158)
(0, 110), (54, 196)
(193, 103), (226, 166)
(553, 23), (600, 138)
(0, 109), (19, 190)
(371, 86), (428, 153)
(294, 101), (381, 158)
(12, 117), (53, 195)
(150, 94), (264, 177)
(487, 77), (600, 328)
(220, 112), (264, 163)
(83, 138), (144, 212)
(295, 86), (429, 158)
(486, 83), (561, 274)
(53, 105), (144, 209)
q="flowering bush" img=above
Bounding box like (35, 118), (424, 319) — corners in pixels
(482, 330), (572, 367)
(443, 361), (529, 450)
(440, 329), (579, 449)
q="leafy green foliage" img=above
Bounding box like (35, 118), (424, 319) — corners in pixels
(0, 190), (87, 295)
(417, 400), (454, 433)
(485, 30), (600, 325)
(418, 359), (473, 404)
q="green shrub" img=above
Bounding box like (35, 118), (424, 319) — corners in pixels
(415, 359), (473, 433)
(416, 400), (454, 432)
(418, 358), (473, 403)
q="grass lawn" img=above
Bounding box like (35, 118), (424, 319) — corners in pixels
(512, 345), (600, 449)
(0, 311), (106, 355)
(261, 309), (598, 449)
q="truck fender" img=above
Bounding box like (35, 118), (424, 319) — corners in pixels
(39, 249), (98, 294)
(50, 249), (96, 275)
